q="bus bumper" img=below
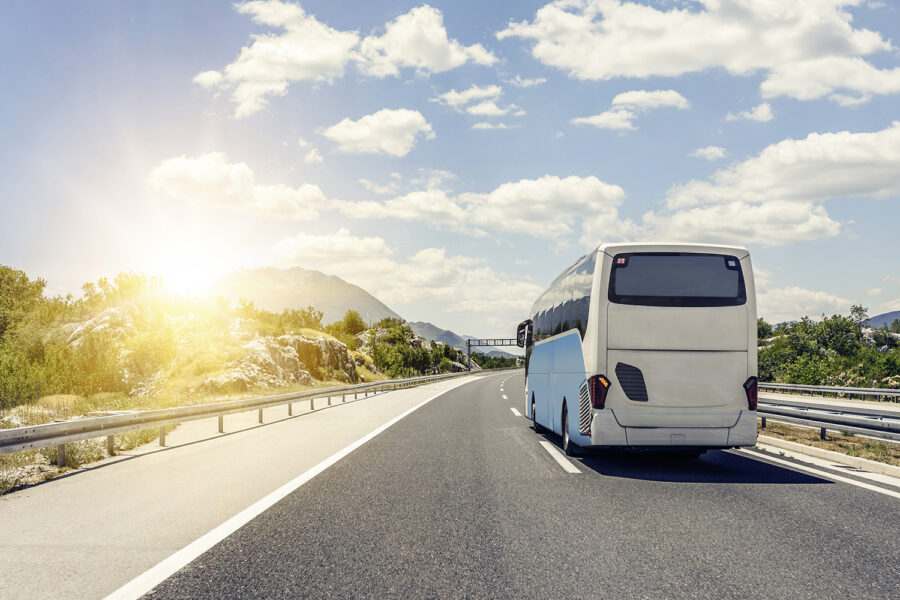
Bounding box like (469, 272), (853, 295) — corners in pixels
(588, 410), (757, 448)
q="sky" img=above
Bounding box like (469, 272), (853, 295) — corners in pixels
(1, 0), (899, 337)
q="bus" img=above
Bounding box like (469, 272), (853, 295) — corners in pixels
(516, 243), (758, 456)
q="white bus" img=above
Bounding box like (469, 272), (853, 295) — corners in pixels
(517, 243), (758, 456)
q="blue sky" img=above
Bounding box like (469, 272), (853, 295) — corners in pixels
(1, 0), (898, 336)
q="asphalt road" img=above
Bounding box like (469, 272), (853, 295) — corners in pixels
(140, 372), (900, 600)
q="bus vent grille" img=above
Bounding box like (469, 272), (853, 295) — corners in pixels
(578, 382), (591, 435)
(615, 363), (649, 402)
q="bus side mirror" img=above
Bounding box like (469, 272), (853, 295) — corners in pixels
(517, 320), (532, 347)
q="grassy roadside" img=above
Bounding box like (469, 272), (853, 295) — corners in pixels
(758, 419), (900, 467)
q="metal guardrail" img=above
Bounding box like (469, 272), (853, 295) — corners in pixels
(759, 382), (900, 402)
(757, 395), (900, 442)
(0, 368), (521, 465)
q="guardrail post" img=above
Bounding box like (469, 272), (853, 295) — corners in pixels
(342, 393), (345, 403)
(107, 435), (115, 456)
(218, 415), (224, 433)
(159, 426), (166, 447)
(310, 398), (314, 410)
(57, 444), (66, 467)
(288, 403), (292, 416)
(354, 391), (357, 400)
(820, 427), (827, 440)
(328, 396), (331, 406)
(258, 408), (263, 423)
(760, 417), (766, 429)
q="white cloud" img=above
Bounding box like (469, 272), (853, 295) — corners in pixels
(497, 1), (900, 104)
(757, 286), (853, 323)
(432, 84), (502, 109)
(885, 275), (900, 285)
(506, 75), (547, 87)
(667, 121), (900, 209)
(467, 101), (509, 116)
(196, 2), (496, 118)
(611, 89), (689, 110)
(297, 137), (309, 147)
(726, 103), (774, 122)
(358, 5), (497, 77)
(272, 229), (543, 317)
(336, 174), (627, 241)
(472, 122), (516, 130)
(571, 109), (636, 130)
(322, 108), (435, 157)
(148, 152), (327, 220)
(358, 178), (398, 195)
(868, 287), (883, 296)
(304, 148), (323, 164)
(882, 297), (900, 312)
(192, 70), (223, 88)
(691, 146), (727, 161)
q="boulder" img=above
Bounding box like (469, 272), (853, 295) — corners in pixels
(277, 334), (359, 383)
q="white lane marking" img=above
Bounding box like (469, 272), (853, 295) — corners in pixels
(502, 394), (508, 400)
(734, 449), (900, 500)
(103, 379), (473, 600)
(510, 407), (522, 417)
(539, 441), (581, 474)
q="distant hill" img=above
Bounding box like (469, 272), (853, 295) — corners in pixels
(409, 321), (518, 358)
(213, 267), (401, 325)
(866, 310), (900, 329)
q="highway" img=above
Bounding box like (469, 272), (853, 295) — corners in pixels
(4, 372), (900, 599)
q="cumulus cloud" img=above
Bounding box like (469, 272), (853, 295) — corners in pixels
(572, 89), (688, 131)
(571, 109), (636, 130)
(272, 229), (543, 318)
(472, 122), (516, 130)
(611, 89), (689, 110)
(497, 0), (900, 104)
(359, 5), (497, 77)
(304, 148), (323, 164)
(726, 103), (774, 122)
(667, 122), (900, 208)
(691, 146), (727, 160)
(506, 75), (547, 87)
(757, 286), (853, 323)
(358, 178), (398, 195)
(867, 287), (883, 296)
(322, 108), (435, 156)
(466, 101), (509, 116)
(432, 84), (502, 109)
(196, 2), (496, 117)
(148, 152), (328, 219)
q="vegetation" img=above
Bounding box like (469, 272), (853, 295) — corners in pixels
(758, 305), (900, 387)
(325, 309), (368, 350)
(366, 317), (467, 378)
(759, 420), (900, 467)
(470, 351), (518, 370)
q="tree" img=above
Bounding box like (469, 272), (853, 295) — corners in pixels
(339, 310), (367, 336)
(0, 265), (46, 340)
(891, 318), (900, 334)
(757, 317), (773, 340)
(849, 304), (869, 327)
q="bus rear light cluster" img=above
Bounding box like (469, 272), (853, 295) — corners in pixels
(588, 374), (611, 409)
(743, 376), (758, 411)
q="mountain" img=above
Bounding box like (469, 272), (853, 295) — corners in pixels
(865, 310), (900, 329)
(409, 321), (468, 350)
(213, 267), (401, 325)
(409, 321), (518, 358)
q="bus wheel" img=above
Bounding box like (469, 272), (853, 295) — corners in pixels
(532, 396), (543, 434)
(562, 405), (578, 456)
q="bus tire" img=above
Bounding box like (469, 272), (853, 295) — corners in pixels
(562, 404), (578, 456)
(532, 395), (544, 434)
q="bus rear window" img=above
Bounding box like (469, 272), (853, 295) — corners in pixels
(608, 253), (746, 307)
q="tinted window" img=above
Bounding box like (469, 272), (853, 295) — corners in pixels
(531, 250), (596, 341)
(609, 253), (745, 307)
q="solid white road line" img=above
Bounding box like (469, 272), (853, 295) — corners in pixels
(734, 449), (900, 500)
(103, 378), (474, 600)
(510, 407), (522, 417)
(502, 394), (508, 400)
(539, 441), (581, 474)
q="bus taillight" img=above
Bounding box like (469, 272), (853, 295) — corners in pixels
(588, 375), (611, 409)
(743, 376), (758, 411)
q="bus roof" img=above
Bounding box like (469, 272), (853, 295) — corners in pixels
(596, 242), (749, 259)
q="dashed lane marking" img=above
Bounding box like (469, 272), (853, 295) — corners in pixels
(502, 394), (508, 400)
(510, 407), (522, 417)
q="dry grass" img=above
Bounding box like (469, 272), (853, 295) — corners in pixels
(759, 420), (900, 466)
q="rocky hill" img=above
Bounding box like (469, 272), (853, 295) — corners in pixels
(409, 321), (518, 359)
(866, 310), (900, 329)
(213, 267), (401, 325)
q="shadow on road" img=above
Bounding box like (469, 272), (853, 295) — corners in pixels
(571, 444), (830, 485)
